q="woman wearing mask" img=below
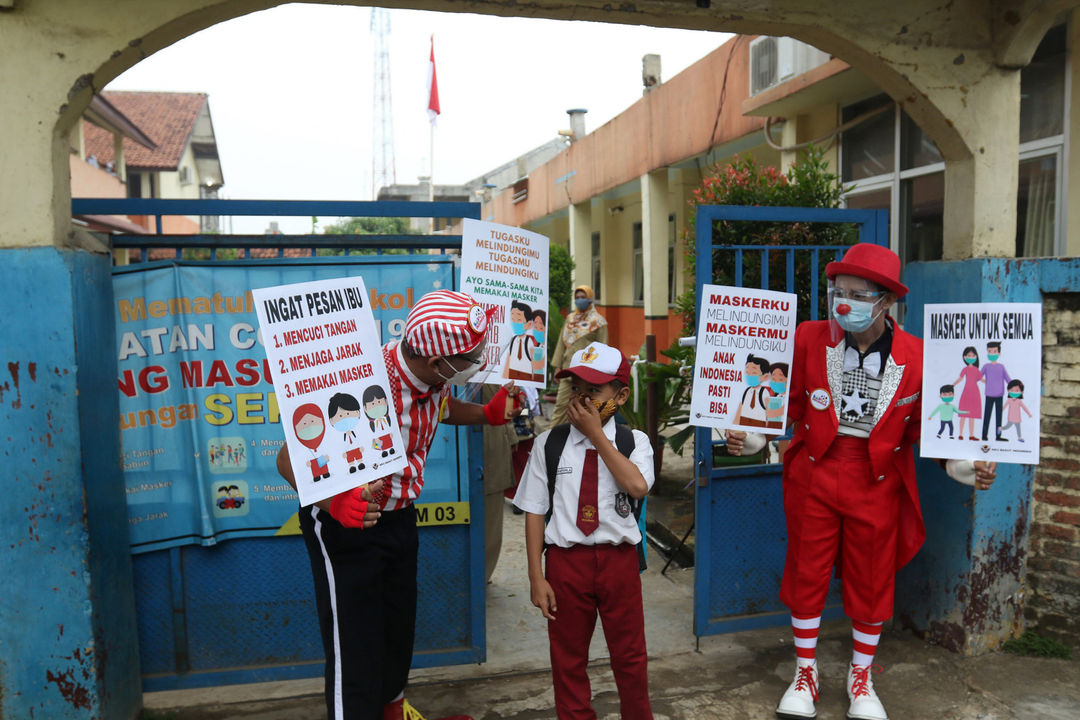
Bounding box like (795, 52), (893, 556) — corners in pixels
(550, 285), (608, 425)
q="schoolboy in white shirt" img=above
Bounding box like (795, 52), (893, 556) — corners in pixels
(513, 341), (655, 720)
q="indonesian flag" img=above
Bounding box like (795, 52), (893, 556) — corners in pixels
(427, 35), (440, 126)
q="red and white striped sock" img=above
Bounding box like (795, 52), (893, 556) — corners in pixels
(792, 613), (822, 666)
(851, 619), (883, 667)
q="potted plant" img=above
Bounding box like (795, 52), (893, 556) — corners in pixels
(619, 340), (695, 472)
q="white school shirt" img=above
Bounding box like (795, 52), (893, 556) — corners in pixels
(512, 421), (655, 548)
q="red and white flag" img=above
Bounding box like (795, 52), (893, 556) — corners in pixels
(426, 35), (440, 126)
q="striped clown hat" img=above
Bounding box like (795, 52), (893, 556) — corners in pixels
(404, 290), (490, 357)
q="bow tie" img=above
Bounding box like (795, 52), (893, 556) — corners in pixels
(844, 346), (882, 376)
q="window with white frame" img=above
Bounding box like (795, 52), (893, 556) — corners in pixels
(633, 222), (644, 304)
(842, 24), (1066, 260)
(591, 232), (602, 300)
(668, 214), (678, 305)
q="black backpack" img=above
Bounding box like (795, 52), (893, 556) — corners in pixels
(543, 422), (647, 572)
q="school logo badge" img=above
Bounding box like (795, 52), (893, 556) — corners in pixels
(581, 346), (599, 364)
(810, 388), (831, 411)
(467, 304), (486, 334)
(581, 504), (598, 523)
(981, 444), (991, 454)
(614, 492), (631, 518)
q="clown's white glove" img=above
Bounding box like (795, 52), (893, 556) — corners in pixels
(945, 459), (976, 486)
(742, 431), (767, 455)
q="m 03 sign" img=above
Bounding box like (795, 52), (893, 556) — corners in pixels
(416, 501), (471, 527)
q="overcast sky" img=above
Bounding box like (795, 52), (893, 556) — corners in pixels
(107, 3), (729, 233)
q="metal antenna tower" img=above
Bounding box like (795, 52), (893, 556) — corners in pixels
(370, 8), (396, 200)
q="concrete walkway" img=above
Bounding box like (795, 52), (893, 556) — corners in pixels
(145, 498), (1080, 720)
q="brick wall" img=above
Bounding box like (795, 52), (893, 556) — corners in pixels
(1026, 293), (1080, 643)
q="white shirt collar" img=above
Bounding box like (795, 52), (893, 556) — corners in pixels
(568, 417), (618, 447)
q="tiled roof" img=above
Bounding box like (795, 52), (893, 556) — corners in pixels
(84, 91), (208, 170)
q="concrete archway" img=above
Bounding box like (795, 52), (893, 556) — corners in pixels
(1, 2), (1071, 718)
(6, 0), (1073, 257)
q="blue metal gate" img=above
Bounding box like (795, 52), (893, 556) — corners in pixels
(692, 205), (889, 637)
(73, 198), (487, 690)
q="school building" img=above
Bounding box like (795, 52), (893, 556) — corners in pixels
(479, 23), (1078, 356)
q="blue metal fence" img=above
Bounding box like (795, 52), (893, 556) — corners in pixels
(72, 198), (473, 262)
(75, 197), (488, 690)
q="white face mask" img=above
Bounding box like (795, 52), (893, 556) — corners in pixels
(436, 356), (486, 386)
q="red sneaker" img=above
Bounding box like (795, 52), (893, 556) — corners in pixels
(383, 698), (405, 720)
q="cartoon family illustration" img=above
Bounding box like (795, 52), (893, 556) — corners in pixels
(290, 384), (398, 482)
(732, 353), (789, 430)
(208, 440), (246, 469)
(502, 299), (547, 384)
(928, 341), (1031, 441)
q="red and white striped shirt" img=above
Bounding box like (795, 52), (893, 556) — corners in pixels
(376, 341), (450, 511)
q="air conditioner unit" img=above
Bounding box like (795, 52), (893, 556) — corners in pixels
(749, 36), (831, 96)
(178, 166), (193, 185)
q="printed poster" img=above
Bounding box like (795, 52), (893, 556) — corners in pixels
(114, 259), (455, 553)
(460, 218), (550, 388)
(690, 284), (798, 432)
(921, 303), (1042, 464)
(253, 276), (407, 506)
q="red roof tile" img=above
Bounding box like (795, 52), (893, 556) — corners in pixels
(84, 91), (207, 171)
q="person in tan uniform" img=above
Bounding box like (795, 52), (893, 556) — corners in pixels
(480, 383), (518, 582)
(550, 285), (608, 426)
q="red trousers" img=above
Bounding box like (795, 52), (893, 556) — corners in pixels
(504, 437), (534, 500)
(780, 435), (902, 623)
(545, 543), (652, 720)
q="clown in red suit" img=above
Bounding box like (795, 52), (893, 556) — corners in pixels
(726, 244), (997, 720)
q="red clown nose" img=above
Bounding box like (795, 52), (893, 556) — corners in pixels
(836, 303), (851, 315)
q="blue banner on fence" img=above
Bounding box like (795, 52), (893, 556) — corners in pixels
(114, 257), (455, 553)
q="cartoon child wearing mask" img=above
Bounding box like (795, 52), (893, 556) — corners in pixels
(364, 384), (396, 459)
(733, 354), (772, 428)
(531, 309), (547, 384)
(504, 300), (538, 382)
(328, 393), (366, 473)
(292, 403), (331, 482)
(764, 362), (789, 431)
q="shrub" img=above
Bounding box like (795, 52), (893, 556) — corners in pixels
(1002, 630), (1072, 659)
(676, 146), (857, 332)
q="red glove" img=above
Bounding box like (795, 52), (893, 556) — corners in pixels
(482, 385), (520, 426)
(329, 486), (372, 528)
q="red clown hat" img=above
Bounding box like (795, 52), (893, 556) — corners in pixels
(825, 243), (908, 298)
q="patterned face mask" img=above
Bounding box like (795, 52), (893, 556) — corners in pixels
(578, 393), (619, 421)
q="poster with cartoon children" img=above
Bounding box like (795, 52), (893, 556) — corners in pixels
(460, 218), (550, 388)
(921, 303), (1042, 464)
(253, 275), (407, 505)
(689, 284), (798, 433)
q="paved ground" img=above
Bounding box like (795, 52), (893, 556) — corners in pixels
(143, 436), (1080, 720)
(145, 505), (1080, 720)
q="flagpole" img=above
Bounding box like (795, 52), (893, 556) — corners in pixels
(427, 34), (438, 234)
(429, 121), (435, 234)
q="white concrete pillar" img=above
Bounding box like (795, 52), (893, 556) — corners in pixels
(641, 169), (670, 320)
(935, 73), (1021, 259)
(779, 118), (800, 172)
(0, 77), (72, 248)
(569, 200), (592, 289)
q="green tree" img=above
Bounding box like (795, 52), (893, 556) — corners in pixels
(548, 244), (574, 310)
(546, 244), (575, 360)
(676, 146), (856, 331)
(318, 216), (418, 256)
